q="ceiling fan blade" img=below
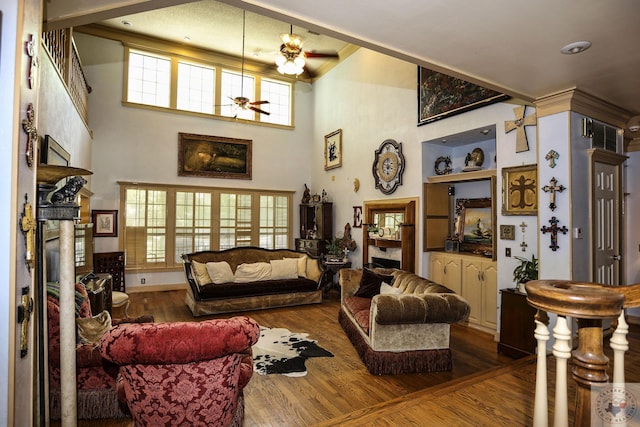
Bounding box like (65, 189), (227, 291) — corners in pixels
(304, 51), (339, 59)
(250, 106), (270, 115)
(249, 100), (269, 105)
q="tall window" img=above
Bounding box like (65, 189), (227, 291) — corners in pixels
(174, 191), (211, 263)
(120, 183), (293, 270)
(124, 47), (293, 126)
(177, 62), (215, 114)
(259, 195), (289, 248)
(220, 70), (254, 120)
(127, 51), (171, 107)
(124, 188), (168, 267)
(260, 79), (292, 126)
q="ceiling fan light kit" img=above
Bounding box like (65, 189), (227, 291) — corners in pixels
(276, 30), (306, 75)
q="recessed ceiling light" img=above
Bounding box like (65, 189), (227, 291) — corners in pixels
(560, 41), (591, 55)
(122, 20), (132, 27)
(441, 139), (448, 144)
(481, 129), (490, 135)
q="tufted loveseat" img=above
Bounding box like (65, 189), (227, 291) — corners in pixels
(182, 247), (325, 316)
(338, 268), (470, 375)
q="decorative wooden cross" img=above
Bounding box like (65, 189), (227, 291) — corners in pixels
(519, 221), (528, 252)
(545, 150), (560, 168)
(21, 103), (37, 167)
(542, 177), (565, 211)
(505, 106), (537, 153)
(541, 216), (568, 251)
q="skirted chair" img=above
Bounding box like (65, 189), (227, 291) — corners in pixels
(47, 282), (153, 419)
(99, 316), (260, 427)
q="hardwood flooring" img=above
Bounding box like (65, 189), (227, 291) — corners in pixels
(59, 289), (640, 426)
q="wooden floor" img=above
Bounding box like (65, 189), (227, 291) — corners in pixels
(61, 289), (640, 427)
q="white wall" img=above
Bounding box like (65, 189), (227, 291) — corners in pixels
(75, 33), (316, 289)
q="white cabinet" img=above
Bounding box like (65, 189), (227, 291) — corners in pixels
(430, 252), (497, 332)
(461, 257), (497, 331)
(429, 252), (462, 295)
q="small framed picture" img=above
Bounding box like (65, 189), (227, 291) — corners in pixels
(324, 129), (342, 170)
(500, 224), (516, 240)
(92, 210), (118, 237)
(502, 164), (538, 215)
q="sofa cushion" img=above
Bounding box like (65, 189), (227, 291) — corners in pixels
(234, 262), (272, 283)
(197, 278), (318, 300)
(205, 261), (234, 284)
(380, 282), (402, 295)
(343, 296), (372, 334)
(354, 269), (394, 298)
(77, 310), (112, 344)
(284, 255), (307, 278)
(270, 258), (298, 280)
(191, 260), (212, 286)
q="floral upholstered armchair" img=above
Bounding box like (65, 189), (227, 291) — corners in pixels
(47, 282), (153, 420)
(99, 316), (260, 427)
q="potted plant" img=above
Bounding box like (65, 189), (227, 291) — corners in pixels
(513, 254), (538, 293)
(325, 237), (343, 262)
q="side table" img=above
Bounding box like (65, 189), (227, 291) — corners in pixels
(322, 260), (351, 292)
(498, 288), (537, 358)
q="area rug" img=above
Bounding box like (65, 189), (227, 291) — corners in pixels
(253, 326), (333, 377)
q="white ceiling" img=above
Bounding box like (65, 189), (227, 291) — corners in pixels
(47, 0), (640, 122)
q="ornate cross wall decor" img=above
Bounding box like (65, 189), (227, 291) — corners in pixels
(541, 216), (568, 251)
(542, 177), (566, 211)
(505, 106), (537, 153)
(519, 221), (528, 251)
(21, 103), (38, 167)
(545, 150), (559, 168)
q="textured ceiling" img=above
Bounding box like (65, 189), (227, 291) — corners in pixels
(48, 0), (640, 123)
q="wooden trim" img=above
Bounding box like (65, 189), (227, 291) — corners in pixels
(535, 89), (631, 129)
(363, 198), (417, 272)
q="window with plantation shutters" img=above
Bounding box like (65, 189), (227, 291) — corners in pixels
(119, 182), (293, 270)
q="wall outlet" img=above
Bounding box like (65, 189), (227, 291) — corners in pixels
(140, 278), (146, 284)
(505, 248), (511, 257)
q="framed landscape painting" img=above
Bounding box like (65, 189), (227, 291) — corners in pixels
(418, 67), (509, 126)
(178, 133), (252, 180)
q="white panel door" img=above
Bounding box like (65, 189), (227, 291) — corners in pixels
(593, 161), (620, 285)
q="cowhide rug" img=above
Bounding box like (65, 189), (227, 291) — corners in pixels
(253, 326), (333, 377)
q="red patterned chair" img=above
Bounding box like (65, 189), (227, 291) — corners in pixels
(99, 316), (260, 427)
(47, 283), (153, 419)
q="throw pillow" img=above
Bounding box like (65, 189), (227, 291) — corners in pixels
(234, 262), (272, 283)
(284, 255), (307, 278)
(270, 258), (299, 280)
(380, 281), (403, 295)
(354, 269), (394, 298)
(77, 310), (112, 344)
(191, 260), (212, 286)
(205, 261), (235, 284)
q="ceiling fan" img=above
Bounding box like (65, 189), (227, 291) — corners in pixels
(223, 10), (270, 116)
(275, 26), (339, 76)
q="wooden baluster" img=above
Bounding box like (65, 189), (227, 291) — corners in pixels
(526, 280), (624, 427)
(610, 312), (629, 386)
(533, 310), (550, 427)
(553, 315), (571, 427)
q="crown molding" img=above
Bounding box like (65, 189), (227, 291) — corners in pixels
(535, 89), (631, 130)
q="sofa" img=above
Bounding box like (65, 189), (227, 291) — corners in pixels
(99, 316), (260, 427)
(182, 247), (325, 316)
(47, 282), (153, 420)
(338, 268), (470, 375)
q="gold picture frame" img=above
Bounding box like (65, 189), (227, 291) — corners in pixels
(502, 164), (538, 215)
(178, 133), (252, 180)
(324, 129), (342, 170)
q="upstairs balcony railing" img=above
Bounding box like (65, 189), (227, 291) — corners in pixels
(526, 279), (640, 426)
(41, 28), (91, 126)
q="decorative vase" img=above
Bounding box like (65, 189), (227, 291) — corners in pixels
(517, 282), (527, 293)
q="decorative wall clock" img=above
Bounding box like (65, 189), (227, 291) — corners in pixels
(372, 139), (405, 194)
